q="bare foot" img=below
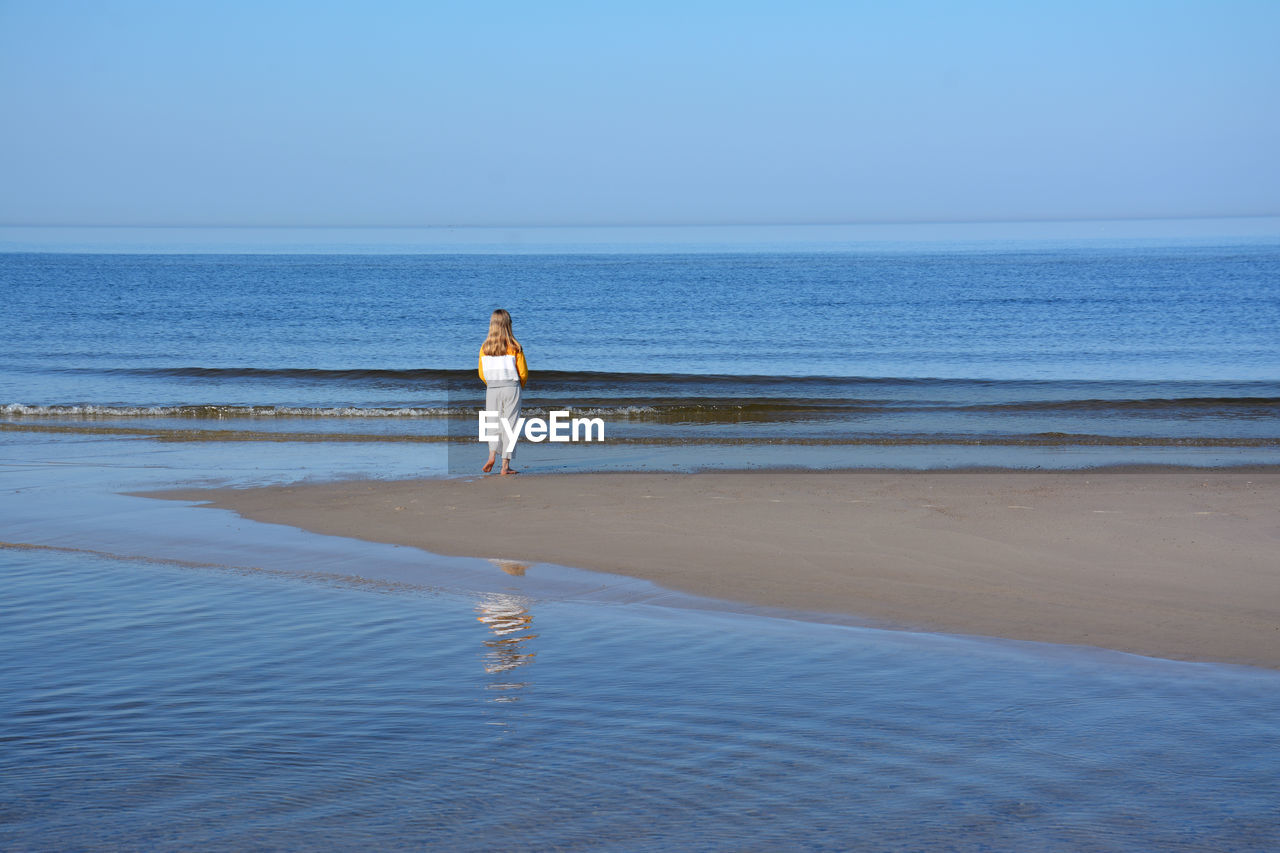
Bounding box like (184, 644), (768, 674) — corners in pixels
(500, 465), (519, 476)
(482, 454), (495, 473)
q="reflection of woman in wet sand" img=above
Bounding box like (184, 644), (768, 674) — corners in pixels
(478, 309), (528, 476)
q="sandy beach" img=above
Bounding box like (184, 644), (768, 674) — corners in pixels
(153, 469), (1280, 668)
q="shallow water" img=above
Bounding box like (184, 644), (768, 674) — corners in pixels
(4, 545), (1278, 851)
(2, 431), (1280, 850)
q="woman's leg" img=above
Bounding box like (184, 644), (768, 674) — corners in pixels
(500, 385), (521, 474)
(483, 386), (501, 472)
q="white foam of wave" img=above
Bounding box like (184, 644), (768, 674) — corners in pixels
(1, 403), (460, 418)
(3, 403), (671, 419)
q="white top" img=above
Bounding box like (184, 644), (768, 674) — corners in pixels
(481, 354), (520, 384)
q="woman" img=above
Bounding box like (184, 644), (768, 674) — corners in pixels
(478, 308), (528, 475)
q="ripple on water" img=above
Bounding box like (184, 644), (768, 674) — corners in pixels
(1, 547), (1278, 851)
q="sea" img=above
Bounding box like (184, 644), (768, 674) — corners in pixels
(2, 220), (1279, 850)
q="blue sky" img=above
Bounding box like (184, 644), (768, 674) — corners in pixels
(1, 0), (1277, 226)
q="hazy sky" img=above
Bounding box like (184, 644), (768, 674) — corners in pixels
(2, 0), (1277, 226)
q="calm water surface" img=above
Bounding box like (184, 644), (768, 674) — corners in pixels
(3, 238), (1279, 469)
(4, 546), (1278, 851)
(2, 428), (1279, 850)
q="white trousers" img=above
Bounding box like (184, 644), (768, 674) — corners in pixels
(485, 383), (522, 460)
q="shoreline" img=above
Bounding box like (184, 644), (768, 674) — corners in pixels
(149, 468), (1280, 669)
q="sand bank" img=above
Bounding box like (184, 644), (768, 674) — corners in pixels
(153, 469), (1280, 668)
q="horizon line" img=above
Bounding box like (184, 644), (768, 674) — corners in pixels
(3, 213), (1279, 230)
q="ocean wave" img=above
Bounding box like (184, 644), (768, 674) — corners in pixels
(58, 366), (922, 383)
(0, 404), (461, 418)
(2, 421), (1277, 448)
(66, 365), (1277, 390)
(5, 394), (1278, 422)
(0, 403), (666, 420)
(957, 396), (1280, 415)
(87, 366), (476, 381)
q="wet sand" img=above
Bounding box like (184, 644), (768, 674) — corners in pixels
(151, 469), (1280, 668)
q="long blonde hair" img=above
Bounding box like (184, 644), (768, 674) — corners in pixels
(480, 308), (522, 356)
